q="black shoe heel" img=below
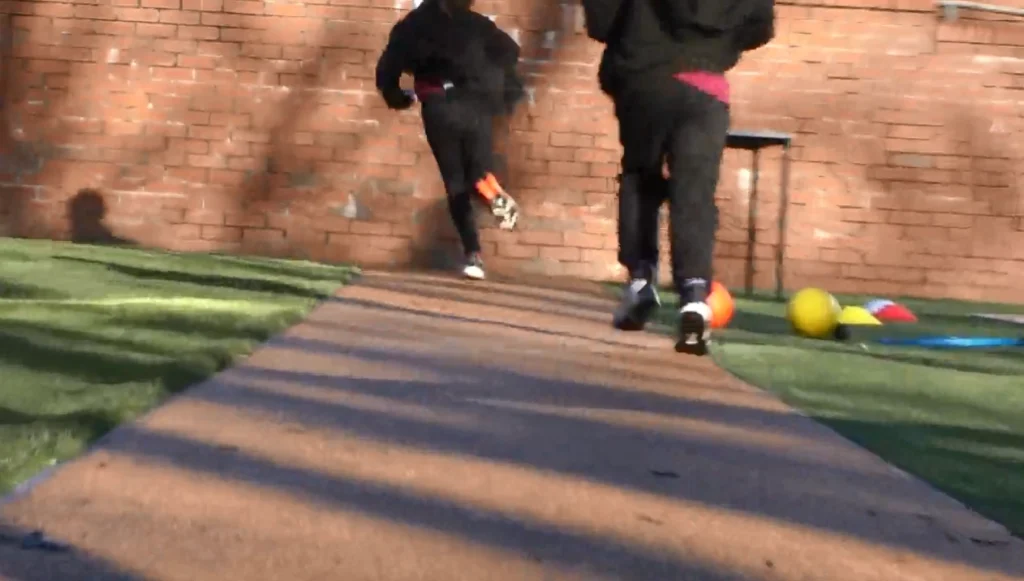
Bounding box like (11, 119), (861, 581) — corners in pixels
(675, 310), (709, 355)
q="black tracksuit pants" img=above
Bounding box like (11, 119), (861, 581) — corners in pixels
(613, 75), (730, 301)
(421, 95), (496, 256)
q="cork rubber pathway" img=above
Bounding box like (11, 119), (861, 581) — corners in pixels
(1, 271), (1023, 581)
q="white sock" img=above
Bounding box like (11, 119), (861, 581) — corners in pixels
(680, 301), (711, 321)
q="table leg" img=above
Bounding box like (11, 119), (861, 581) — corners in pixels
(775, 143), (791, 300)
(745, 150), (760, 296)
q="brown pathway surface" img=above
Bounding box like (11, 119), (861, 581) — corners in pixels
(2, 271), (1023, 581)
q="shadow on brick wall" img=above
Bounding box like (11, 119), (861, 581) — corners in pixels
(234, 22), (395, 209)
(500, 1), (584, 187)
(409, 198), (461, 270)
(0, 13), (26, 238)
(67, 189), (133, 246)
(1, 13), (95, 241)
(880, 105), (1018, 293)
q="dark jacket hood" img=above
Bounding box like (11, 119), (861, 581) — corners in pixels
(668, 0), (754, 33)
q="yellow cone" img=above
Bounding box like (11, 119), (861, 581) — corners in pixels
(837, 305), (882, 326)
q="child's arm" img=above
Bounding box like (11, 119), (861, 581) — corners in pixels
(483, 18), (520, 69)
(735, 0), (775, 52)
(375, 19), (415, 110)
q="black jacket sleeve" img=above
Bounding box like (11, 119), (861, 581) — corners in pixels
(481, 17), (520, 68)
(581, 0), (627, 43)
(475, 14), (525, 114)
(375, 19), (415, 110)
(735, 0), (774, 52)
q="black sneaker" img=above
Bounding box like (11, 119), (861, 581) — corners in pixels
(612, 275), (661, 331)
(478, 173), (520, 231)
(675, 301), (712, 355)
(462, 252), (485, 280)
(675, 278), (711, 355)
(490, 192), (519, 231)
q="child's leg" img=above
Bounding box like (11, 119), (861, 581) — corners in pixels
(665, 95), (729, 354)
(617, 171), (668, 279)
(464, 114), (519, 231)
(421, 100), (482, 258)
(612, 170), (667, 331)
(666, 107), (728, 301)
(609, 92), (675, 331)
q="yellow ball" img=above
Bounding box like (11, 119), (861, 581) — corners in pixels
(787, 287), (842, 339)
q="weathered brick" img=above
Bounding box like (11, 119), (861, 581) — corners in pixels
(200, 225), (242, 241)
(564, 231), (604, 249)
(350, 221), (392, 236)
(183, 209), (223, 225)
(538, 246), (580, 262)
(519, 231), (563, 246)
(225, 212), (267, 228)
(242, 228), (285, 243)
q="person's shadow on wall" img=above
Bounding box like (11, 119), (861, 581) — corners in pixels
(409, 197), (465, 271)
(67, 188), (133, 246)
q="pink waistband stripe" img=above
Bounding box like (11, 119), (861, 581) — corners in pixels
(673, 71), (730, 104)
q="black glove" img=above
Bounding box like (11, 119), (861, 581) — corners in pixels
(382, 88), (415, 110)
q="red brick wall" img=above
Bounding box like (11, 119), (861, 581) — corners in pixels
(2, 0), (1023, 302)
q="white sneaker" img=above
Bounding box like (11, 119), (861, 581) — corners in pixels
(462, 253), (485, 280)
(675, 301), (712, 356)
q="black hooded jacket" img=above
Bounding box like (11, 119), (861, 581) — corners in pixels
(375, 0), (523, 114)
(582, 0), (775, 97)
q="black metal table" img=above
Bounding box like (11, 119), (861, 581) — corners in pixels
(725, 129), (793, 299)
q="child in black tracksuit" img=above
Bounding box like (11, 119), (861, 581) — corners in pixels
(376, 0), (524, 280)
(581, 0), (775, 354)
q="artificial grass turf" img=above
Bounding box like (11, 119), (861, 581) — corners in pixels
(0, 238), (357, 494)
(643, 287), (1024, 537)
